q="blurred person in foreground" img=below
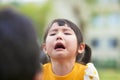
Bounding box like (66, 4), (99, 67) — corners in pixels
(0, 7), (43, 80)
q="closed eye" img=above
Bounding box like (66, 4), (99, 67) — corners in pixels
(64, 33), (72, 35)
(49, 33), (56, 36)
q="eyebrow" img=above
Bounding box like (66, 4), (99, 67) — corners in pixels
(49, 28), (72, 33)
(48, 29), (58, 33)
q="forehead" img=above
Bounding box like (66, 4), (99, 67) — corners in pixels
(49, 23), (73, 31)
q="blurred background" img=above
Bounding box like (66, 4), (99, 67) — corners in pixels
(0, 0), (120, 80)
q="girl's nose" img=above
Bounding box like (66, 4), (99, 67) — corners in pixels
(56, 36), (62, 40)
(56, 33), (63, 40)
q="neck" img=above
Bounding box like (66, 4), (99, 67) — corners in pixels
(51, 59), (75, 76)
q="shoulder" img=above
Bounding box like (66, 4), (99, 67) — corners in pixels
(43, 63), (51, 68)
(75, 62), (86, 67)
(43, 63), (51, 74)
(84, 63), (99, 80)
(75, 63), (87, 71)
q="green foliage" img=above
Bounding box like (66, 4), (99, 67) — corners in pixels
(0, 0), (53, 42)
(18, 1), (53, 42)
(98, 69), (120, 80)
(85, 0), (97, 4)
(92, 59), (119, 69)
(91, 11), (98, 17)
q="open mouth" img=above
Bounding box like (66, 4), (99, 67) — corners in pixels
(54, 43), (65, 49)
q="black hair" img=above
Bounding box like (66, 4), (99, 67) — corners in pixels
(43, 18), (91, 65)
(0, 8), (41, 80)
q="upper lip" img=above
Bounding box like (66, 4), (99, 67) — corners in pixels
(54, 42), (65, 49)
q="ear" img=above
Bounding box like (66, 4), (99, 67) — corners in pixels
(42, 43), (47, 54)
(78, 43), (85, 54)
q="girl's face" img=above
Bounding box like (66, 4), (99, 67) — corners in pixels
(43, 23), (80, 61)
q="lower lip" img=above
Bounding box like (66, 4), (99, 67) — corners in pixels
(55, 48), (64, 51)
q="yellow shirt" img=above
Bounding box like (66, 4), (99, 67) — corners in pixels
(43, 63), (87, 80)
